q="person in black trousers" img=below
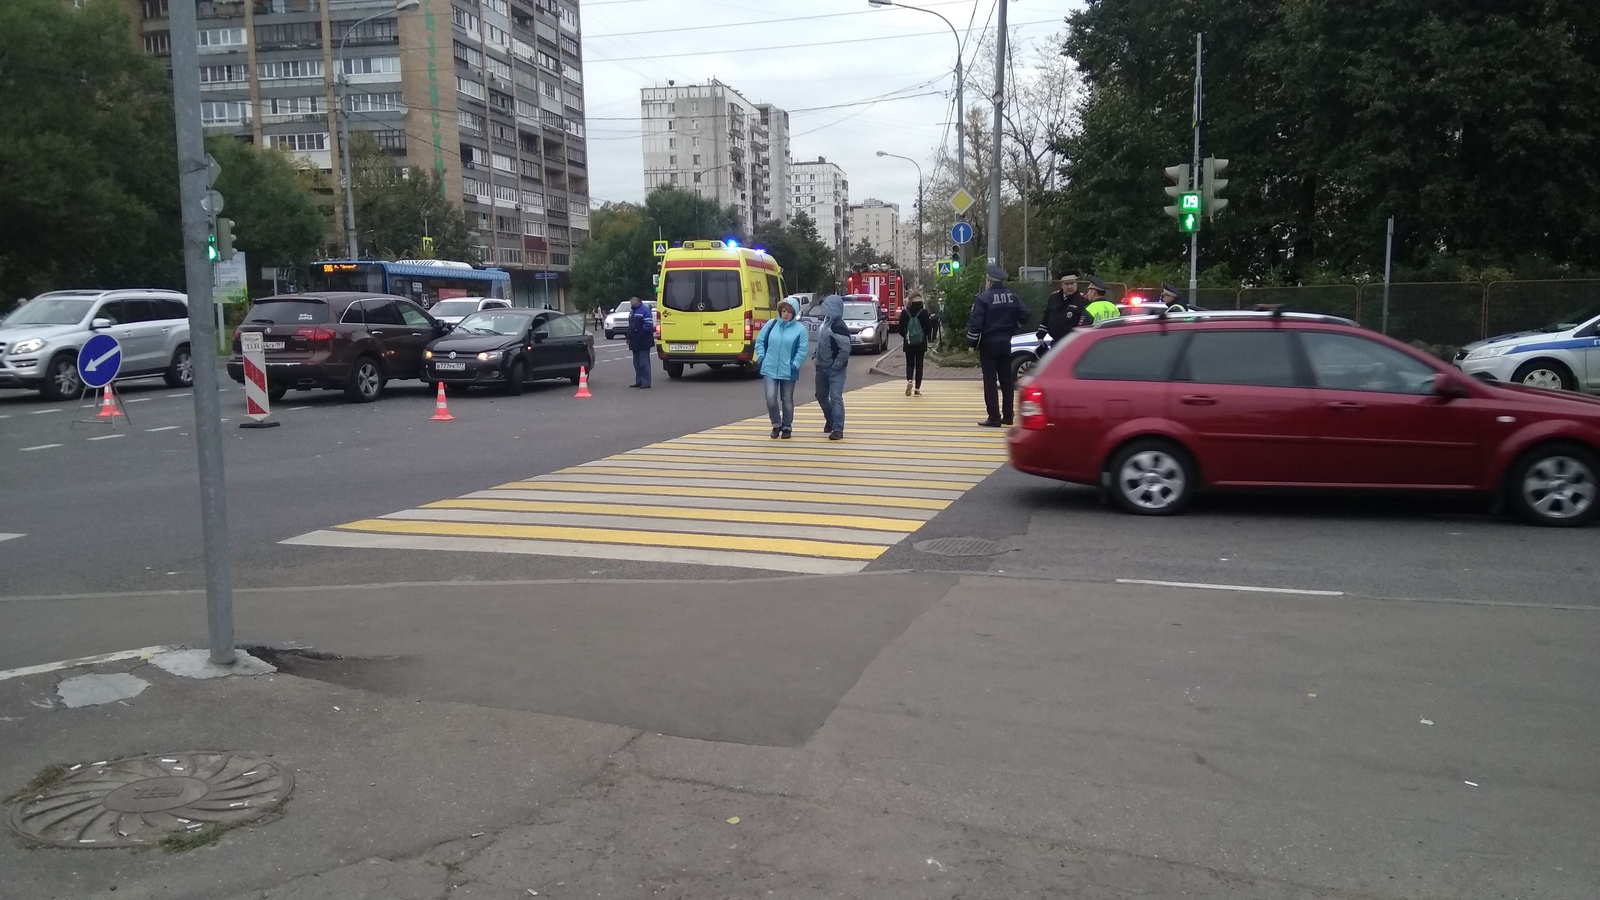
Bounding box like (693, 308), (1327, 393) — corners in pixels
(966, 264), (1030, 426)
(896, 291), (937, 396)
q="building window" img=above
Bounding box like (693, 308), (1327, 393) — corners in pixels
(692, 154), (700, 165)
(486, 24), (509, 47)
(454, 42), (482, 68)
(692, 173), (701, 183)
(255, 22), (321, 48)
(344, 93), (404, 113)
(666, 120), (674, 131)
(512, 38), (535, 62)
(491, 123), (515, 145)
(522, 190), (544, 210)
(141, 0), (168, 17)
(340, 56), (400, 76)
(199, 65), (247, 84)
(492, 153), (515, 172)
(669, 173), (678, 184)
(668, 155), (676, 166)
(142, 32), (171, 55)
(198, 27), (246, 51)
(487, 57), (511, 80)
(463, 177), (491, 200)
(334, 17), (398, 43)
(562, 63), (581, 85)
(496, 215), (520, 232)
(201, 101), (248, 125)
(667, 138), (675, 149)
(456, 76), (486, 101)
(269, 133), (328, 152)
(521, 159), (541, 179)
(258, 59), (323, 80)
(461, 145), (487, 168)
(458, 110), (484, 133)
(523, 220), (546, 236)
(265, 96), (322, 116)
(495, 185), (519, 204)
(537, 50), (559, 71)
(372, 129), (406, 152)
(451, 5), (479, 33)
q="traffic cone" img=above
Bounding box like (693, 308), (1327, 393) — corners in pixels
(574, 366), (592, 399)
(95, 383), (124, 418)
(429, 382), (455, 421)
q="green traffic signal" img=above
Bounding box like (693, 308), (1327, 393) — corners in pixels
(206, 232), (219, 262)
(950, 257), (961, 271)
(1180, 212), (1199, 233)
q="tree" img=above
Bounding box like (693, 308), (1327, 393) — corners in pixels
(204, 136), (326, 292)
(349, 132), (476, 262)
(566, 186), (745, 309)
(0, 0), (181, 304)
(848, 239), (896, 271)
(752, 211), (834, 294)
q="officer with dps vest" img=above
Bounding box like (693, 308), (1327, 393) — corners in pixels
(967, 263), (1031, 427)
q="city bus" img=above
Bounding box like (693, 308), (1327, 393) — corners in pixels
(306, 259), (510, 309)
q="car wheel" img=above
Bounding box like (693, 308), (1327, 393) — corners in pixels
(1508, 443), (1598, 527)
(1511, 359), (1576, 391)
(504, 360), (526, 396)
(267, 385), (288, 403)
(344, 357), (383, 402)
(164, 344), (194, 388)
(39, 353), (82, 400)
(666, 362), (684, 379)
(1011, 352), (1037, 382)
(1107, 439), (1196, 516)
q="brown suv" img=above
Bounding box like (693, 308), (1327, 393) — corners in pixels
(227, 292), (448, 402)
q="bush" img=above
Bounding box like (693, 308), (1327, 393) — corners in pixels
(933, 265), (985, 349)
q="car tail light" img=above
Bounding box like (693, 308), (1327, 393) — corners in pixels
(1019, 384), (1047, 431)
(231, 327), (242, 345)
(296, 326), (335, 342)
(744, 310), (753, 341)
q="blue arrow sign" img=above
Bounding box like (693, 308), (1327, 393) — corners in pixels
(950, 221), (974, 245)
(78, 333), (122, 389)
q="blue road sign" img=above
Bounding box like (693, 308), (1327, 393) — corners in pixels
(78, 333), (122, 389)
(950, 221), (974, 245)
(533, 272), (560, 280)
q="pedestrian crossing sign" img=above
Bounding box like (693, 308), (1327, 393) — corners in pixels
(653, 240), (669, 256)
(936, 259), (954, 276)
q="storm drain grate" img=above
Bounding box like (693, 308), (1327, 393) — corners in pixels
(8, 751), (292, 848)
(913, 537), (1010, 557)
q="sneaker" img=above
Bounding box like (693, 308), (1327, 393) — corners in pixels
(829, 431), (843, 441)
(914, 389), (921, 396)
(771, 427), (781, 439)
(780, 428), (792, 440)
(978, 419), (1002, 428)
(905, 382), (913, 396)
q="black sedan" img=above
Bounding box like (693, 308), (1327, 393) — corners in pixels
(423, 309), (595, 395)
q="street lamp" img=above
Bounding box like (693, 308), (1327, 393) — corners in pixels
(876, 150), (923, 285)
(337, 0), (418, 259)
(868, 0), (965, 264)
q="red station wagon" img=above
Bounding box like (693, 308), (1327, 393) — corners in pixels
(1007, 311), (1600, 527)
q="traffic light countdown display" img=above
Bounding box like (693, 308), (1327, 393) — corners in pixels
(1163, 158), (1229, 232)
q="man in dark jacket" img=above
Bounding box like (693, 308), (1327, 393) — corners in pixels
(1040, 272), (1086, 341)
(812, 294), (852, 440)
(966, 264), (1030, 427)
(625, 296), (654, 388)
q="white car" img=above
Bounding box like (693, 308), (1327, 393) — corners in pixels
(603, 300), (654, 340)
(0, 289), (193, 399)
(427, 296), (510, 326)
(1454, 303), (1600, 393)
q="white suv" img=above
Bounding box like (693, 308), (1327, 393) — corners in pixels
(0, 289), (193, 399)
(1455, 303), (1600, 393)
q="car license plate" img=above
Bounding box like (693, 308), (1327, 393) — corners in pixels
(435, 362), (466, 371)
(263, 341), (285, 350)
(667, 342), (696, 351)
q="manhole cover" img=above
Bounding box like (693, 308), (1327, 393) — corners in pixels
(8, 752), (292, 848)
(913, 537), (1010, 557)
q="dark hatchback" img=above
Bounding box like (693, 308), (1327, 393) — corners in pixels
(424, 309), (595, 394)
(228, 292), (448, 402)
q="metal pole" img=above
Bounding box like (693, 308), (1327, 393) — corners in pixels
(875, 3), (964, 266)
(985, 0), (1007, 266)
(1383, 216), (1394, 334)
(917, 174), (924, 285)
(169, 0), (236, 666)
(1189, 32), (1201, 306)
(337, 8), (394, 260)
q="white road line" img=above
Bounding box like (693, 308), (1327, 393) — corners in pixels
(30, 408), (62, 415)
(88, 434), (126, 441)
(0, 414), (11, 419)
(126, 397), (152, 403)
(146, 426), (180, 432)
(20, 444), (62, 451)
(167, 393), (187, 398)
(0, 645), (176, 683)
(288, 406), (311, 411)
(1115, 579), (1344, 597)
(0, 533), (23, 543)
(283, 530), (866, 575)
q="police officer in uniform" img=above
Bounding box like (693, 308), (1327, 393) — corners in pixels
(1083, 276), (1120, 323)
(967, 263), (1031, 427)
(1040, 272), (1086, 342)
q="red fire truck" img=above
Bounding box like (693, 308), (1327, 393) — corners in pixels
(845, 267), (905, 324)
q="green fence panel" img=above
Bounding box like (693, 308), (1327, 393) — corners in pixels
(1484, 280), (1600, 338)
(1239, 285), (1361, 322)
(1361, 282), (1483, 357)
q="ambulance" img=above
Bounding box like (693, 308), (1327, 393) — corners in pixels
(654, 240), (786, 379)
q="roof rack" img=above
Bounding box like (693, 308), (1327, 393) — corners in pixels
(1096, 309), (1358, 329)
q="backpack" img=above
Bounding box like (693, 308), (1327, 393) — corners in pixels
(905, 312), (925, 345)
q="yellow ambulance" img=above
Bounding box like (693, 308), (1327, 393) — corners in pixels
(655, 240), (785, 378)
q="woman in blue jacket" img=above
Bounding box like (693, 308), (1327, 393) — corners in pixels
(753, 296), (811, 439)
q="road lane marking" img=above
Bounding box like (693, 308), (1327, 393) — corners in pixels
(0, 533), (23, 543)
(292, 381), (1004, 569)
(87, 434), (126, 441)
(288, 406), (311, 411)
(166, 393), (187, 398)
(126, 397), (152, 403)
(0, 645), (176, 683)
(1116, 579), (1345, 597)
(19, 444), (62, 451)
(30, 408), (63, 415)
(146, 426), (180, 432)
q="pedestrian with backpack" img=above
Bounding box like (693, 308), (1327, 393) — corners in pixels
(896, 291), (937, 396)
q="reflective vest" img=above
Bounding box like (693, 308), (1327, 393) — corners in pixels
(1084, 299), (1120, 323)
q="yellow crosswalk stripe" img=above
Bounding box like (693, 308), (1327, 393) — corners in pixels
(565, 465), (976, 490)
(490, 479), (950, 510)
(422, 498), (926, 531)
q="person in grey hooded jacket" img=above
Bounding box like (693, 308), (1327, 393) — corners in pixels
(812, 294), (851, 440)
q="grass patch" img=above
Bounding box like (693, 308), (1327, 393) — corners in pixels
(929, 348), (979, 368)
(159, 822), (234, 853)
(4, 764), (66, 804)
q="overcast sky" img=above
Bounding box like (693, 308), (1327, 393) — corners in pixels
(578, 0), (1069, 218)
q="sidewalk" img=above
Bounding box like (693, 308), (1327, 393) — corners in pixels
(3, 573), (1597, 899)
(868, 341), (983, 380)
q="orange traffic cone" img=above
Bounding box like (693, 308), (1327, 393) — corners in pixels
(574, 366), (592, 399)
(95, 383), (124, 418)
(429, 382), (455, 421)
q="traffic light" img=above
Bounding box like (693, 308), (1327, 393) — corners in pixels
(215, 218), (236, 261)
(1163, 164), (1191, 220)
(949, 248), (961, 271)
(1202, 156), (1229, 219)
(1178, 193), (1201, 233)
(206, 228), (219, 263)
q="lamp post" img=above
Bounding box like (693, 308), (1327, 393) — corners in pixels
(867, 0), (965, 265)
(876, 150), (923, 285)
(337, 0), (418, 259)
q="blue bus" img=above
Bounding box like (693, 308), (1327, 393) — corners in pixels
(307, 259), (511, 309)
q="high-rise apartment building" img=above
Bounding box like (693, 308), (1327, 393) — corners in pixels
(756, 103), (790, 225)
(850, 198), (899, 265)
(639, 81), (787, 237)
(791, 157), (850, 264)
(129, 0), (590, 306)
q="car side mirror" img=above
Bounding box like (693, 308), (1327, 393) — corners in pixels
(437, 321), (453, 333)
(91, 317), (113, 330)
(1433, 372), (1470, 400)
(532, 330), (548, 343)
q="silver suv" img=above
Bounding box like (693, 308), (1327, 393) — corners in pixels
(0, 289), (193, 399)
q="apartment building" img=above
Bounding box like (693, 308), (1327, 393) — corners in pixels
(130, 0), (589, 305)
(850, 198), (899, 265)
(791, 157), (850, 265)
(756, 103), (790, 225)
(639, 80), (788, 236)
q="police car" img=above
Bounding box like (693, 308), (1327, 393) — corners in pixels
(1454, 303), (1600, 393)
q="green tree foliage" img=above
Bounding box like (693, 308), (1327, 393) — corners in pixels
(1050, 0), (1600, 282)
(567, 186), (744, 308)
(848, 239), (897, 271)
(753, 211), (835, 293)
(204, 136), (326, 285)
(0, 0), (181, 303)
(349, 132), (476, 262)
(932, 264), (985, 350)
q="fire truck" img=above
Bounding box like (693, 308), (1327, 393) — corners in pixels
(845, 267), (905, 324)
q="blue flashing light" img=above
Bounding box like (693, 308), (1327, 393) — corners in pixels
(725, 238), (740, 249)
